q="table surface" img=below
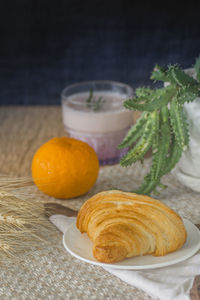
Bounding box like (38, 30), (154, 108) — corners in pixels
(0, 106), (200, 300)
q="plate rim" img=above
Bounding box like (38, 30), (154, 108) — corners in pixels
(63, 218), (200, 270)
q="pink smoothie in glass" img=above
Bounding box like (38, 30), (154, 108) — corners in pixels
(62, 83), (133, 165)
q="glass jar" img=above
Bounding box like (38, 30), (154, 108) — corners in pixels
(61, 81), (134, 165)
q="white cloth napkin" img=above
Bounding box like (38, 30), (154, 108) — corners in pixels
(50, 214), (200, 300)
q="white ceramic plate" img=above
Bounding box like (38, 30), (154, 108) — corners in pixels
(63, 219), (200, 270)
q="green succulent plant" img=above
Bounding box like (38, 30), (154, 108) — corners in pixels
(119, 56), (200, 195)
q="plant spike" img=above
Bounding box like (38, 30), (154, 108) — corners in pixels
(170, 98), (189, 151)
(136, 106), (171, 195)
(167, 64), (198, 87)
(135, 87), (153, 98)
(177, 85), (200, 104)
(124, 85), (175, 112)
(150, 64), (168, 82)
(150, 106), (171, 180)
(163, 137), (183, 174)
(136, 174), (160, 195)
(118, 112), (148, 149)
(120, 112), (157, 166)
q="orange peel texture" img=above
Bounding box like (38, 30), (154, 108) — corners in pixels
(32, 137), (99, 199)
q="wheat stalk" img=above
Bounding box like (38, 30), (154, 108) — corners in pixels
(0, 176), (51, 262)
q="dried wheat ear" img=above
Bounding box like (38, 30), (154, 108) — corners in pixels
(0, 176), (51, 262)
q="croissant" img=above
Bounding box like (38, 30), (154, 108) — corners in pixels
(76, 190), (187, 263)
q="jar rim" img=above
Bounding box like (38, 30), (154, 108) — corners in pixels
(61, 80), (133, 99)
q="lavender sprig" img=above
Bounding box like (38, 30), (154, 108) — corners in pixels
(86, 89), (105, 111)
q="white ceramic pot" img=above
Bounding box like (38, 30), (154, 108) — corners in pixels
(171, 68), (200, 192)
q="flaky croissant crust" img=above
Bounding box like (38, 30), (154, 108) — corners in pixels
(76, 190), (187, 263)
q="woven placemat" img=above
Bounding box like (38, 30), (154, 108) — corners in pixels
(0, 106), (200, 300)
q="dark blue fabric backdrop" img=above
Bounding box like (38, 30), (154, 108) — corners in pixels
(1, 1), (200, 105)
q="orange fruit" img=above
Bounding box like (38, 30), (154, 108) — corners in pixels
(32, 137), (99, 199)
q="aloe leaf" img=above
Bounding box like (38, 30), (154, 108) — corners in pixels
(177, 85), (200, 104)
(124, 86), (174, 112)
(135, 87), (153, 98)
(170, 99), (189, 151)
(150, 107), (171, 180)
(120, 134), (152, 166)
(136, 174), (160, 195)
(167, 65), (198, 87)
(164, 136), (183, 174)
(151, 64), (168, 82)
(120, 112), (157, 166)
(118, 112), (148, 149)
